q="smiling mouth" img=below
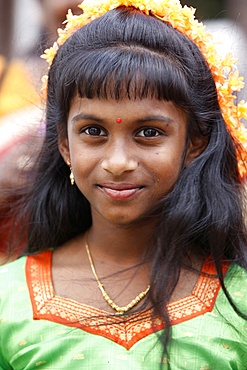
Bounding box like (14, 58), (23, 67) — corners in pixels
(97, 184), (144, 200)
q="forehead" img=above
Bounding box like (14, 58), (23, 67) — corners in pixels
(68, 96), (188, 128)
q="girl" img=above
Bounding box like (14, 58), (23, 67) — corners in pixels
(1, 0), (247, 368)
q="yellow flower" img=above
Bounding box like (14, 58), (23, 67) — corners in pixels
(41, 43), (59, 65)
(237, 100), (247, 120)
(228, 70), (245, 92)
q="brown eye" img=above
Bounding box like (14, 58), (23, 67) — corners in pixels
(138, 128), (160, 137)
(83, 126), (106, 136)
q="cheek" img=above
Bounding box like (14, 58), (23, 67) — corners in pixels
(156, 167), (179, 190)
(153, 152), (184, 191)
(71, 151), (99, 184)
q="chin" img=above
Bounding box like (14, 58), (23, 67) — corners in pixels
(103, 212), (152, 228)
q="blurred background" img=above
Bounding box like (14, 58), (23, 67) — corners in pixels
(0, 0), (81, 150)
(0, 0), (81, 259)
(182, 0), (247, 100)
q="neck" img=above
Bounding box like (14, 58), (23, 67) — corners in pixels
(87, 215), (159, 266)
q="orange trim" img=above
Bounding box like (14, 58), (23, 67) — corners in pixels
(26, 251), (229, 349)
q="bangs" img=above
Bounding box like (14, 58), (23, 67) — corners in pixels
(58, 46), (191, 107)
(48, 5), (217, 129)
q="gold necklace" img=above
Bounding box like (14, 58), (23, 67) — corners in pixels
(85, 234), (150, 314)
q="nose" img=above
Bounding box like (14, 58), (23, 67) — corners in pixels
(101, 143), (138, 176)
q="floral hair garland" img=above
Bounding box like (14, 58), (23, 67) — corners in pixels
(41, 0), (247, 179)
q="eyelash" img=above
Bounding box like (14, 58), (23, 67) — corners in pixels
(81, 126), (163, 138)
(137, 128), (162, 138)
(82, 126), (106, 136)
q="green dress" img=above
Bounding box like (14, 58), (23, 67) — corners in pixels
(0, 250), (247, 369)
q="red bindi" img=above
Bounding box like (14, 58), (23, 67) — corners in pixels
(116, 118), (122, 124)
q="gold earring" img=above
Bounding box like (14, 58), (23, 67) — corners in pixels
(67, 160), (75, 185)
(70, 168), (75, 185)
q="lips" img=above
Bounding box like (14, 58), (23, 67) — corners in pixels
(97, 183), (143, 200)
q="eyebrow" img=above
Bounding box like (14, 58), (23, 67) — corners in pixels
(137, 115), (174, 124)
(71, 113), (174, 124)
(71, 114), (104, 124)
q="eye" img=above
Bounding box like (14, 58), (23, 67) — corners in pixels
(137, 128), (162, 138)
(82, 126), (106, 136)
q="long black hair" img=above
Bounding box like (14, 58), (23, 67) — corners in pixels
(9, 5), (247, 354)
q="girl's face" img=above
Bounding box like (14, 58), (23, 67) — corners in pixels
(59, 97), (205, 227)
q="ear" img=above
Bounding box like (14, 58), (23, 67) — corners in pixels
(184, 136), (208, 167)
(58, 135), (70, 165)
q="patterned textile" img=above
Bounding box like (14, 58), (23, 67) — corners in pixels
(0, 252), (247, 369)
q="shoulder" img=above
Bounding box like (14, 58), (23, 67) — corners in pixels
(212, 262), (247, 338)
(0, 252), (51, 301)
(225, 262), (247, 289)
(0, 252), (52, 327)
(223, 262), (247, 311)
(0, 256), (29, 324)
(0, 256), (27, 287)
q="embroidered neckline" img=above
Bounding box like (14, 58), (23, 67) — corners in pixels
(26, 250), (229, 349)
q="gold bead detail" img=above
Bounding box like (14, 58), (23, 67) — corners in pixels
(85, 233), (150, 314)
